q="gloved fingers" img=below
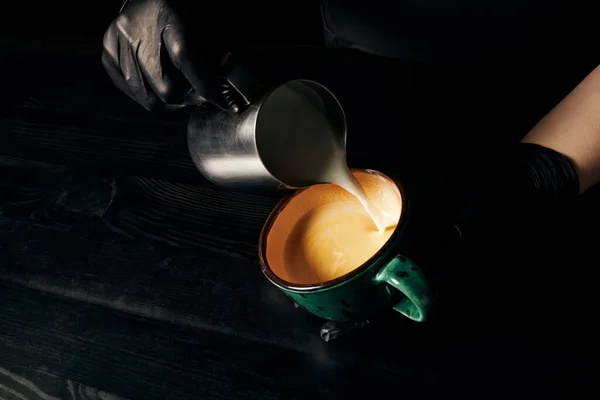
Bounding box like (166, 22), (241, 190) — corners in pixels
(102, 23), (120, 68)
(102, 50), (136, 100)
(102, 25), (139, 103)
(131, 28), (192, 106)
(118, 35), (157, 111)
(162, 24), (230, 111)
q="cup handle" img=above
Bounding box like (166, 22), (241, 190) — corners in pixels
(375, 255), (432, 322)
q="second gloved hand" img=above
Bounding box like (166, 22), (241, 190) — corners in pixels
(453, 142), (581, 246)
(102, 0), (230, 111)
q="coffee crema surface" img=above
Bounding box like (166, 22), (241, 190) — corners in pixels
(266, 170), (403, 285)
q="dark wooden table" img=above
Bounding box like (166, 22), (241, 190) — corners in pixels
(1, 35), (599, 399)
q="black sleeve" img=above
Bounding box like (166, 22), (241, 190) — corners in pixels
(175, 0), (325, 49)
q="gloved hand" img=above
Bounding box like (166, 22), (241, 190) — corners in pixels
(101, 0), (230, 111)
(453, 142), (580, 245)
(440, 142), (581, 323)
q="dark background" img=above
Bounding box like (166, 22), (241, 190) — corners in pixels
(1, 2), (599, 399)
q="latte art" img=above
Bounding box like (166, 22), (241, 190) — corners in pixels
(284, 201), (396, 283)
(266, 170), (402, 285)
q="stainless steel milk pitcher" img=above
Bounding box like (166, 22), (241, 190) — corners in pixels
(187, 65), (347, 191)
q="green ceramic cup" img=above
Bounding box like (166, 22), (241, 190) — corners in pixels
(259, 169), (433, 322)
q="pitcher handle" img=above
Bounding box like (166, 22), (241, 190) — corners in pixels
(224, 61), (261, 110)
(168, 52), (261, 113)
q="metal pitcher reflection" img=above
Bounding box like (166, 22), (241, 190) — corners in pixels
(187, 67), (347, 191)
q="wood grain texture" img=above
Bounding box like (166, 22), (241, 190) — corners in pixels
(0, 282), (452, 399)
(0, 365), (127, 400)
(1, 119), (598, 399)
(0, 284), (325, 400)
(1, 282), (596, 400)
(0, 161), (307, 348)
(1, 34), (599, 399)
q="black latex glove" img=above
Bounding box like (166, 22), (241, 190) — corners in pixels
(433, 143), (581, 324)
(101, 0), (230, 111)
(453, 143), (580, 246)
